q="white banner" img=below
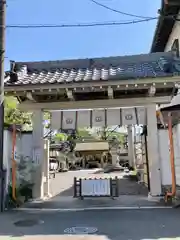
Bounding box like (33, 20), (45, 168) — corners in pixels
(81, 179), (110, 196)
(136, 107), (146, 125)
(77, 110), (91, 128)
(121, 108), (137, 125)
(51, 111), (62, 130)
(92, 109), (105, 127)
(62, 111), (76, 129)
(107, 109), (121, 126)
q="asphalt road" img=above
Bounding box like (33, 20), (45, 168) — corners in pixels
(1, 208), (180, 239)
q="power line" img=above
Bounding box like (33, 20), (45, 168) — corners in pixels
(89, 0), (154, 19)
(6, 18), (157, 29)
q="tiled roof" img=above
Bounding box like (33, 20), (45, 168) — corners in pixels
(5, 52), (180, 86)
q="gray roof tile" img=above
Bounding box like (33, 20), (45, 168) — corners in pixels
(5, 52), (180, 86)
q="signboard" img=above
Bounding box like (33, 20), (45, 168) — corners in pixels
(92, 110), (106, 127)
(121, 108), (137, 125)
(62, 111), (76, 129)
(51, 107), (147, 130)
(81, 179), (110, 196)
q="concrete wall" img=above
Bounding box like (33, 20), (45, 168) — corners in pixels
(3, 130), (33, 191)
(158, 126), (180, 186)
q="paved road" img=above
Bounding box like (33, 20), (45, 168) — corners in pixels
(49, 169), (148, 198)
(21, 169), (159, 210)
(49, 169), (97, 197)
(1, 208), (180, 239)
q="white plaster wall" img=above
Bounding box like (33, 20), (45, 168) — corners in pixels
(3, 130), (33, 191)
(172, 125), (180, 185)
(158, 126), (180, 186)
(20, 133), (33, 161)
(3, 130), (11, 191)
(158, 129), (171, 185)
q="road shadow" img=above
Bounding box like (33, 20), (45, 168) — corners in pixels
(117, 178), (148, 195)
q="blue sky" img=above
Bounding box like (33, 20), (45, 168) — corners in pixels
(5, 0), (161, 69)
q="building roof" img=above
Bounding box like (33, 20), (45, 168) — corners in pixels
(151, 0), (180, 52)
(5, 52), (180, 87)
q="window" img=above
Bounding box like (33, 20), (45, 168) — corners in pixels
(171, 39), (179, 57)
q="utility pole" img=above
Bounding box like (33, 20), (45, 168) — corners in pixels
(0, 0), (6, 212)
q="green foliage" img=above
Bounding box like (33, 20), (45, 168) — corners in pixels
(78, 128), (92, 137)
(54, 133), (67, 141)
(96, 126), (125, 144)
(4, 97), (32, 128)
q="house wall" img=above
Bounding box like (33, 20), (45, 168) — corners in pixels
(158, 16), (180, 186)
(164, 12), (180, 53)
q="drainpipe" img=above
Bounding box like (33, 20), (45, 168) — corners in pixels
(165, 112), (176, 201)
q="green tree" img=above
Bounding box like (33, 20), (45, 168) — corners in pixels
(4, 96), (32, 129)
(53, 133), (67, 142)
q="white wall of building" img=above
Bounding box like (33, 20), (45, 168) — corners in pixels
(158, 125), (180, 186)
(159, 14), (180, 108)
(164, 11), (180, 53)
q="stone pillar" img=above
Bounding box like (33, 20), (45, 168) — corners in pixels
(44, 139), (51, 198)
(147, 104), (162, 196)
(111, 147), (118, 166)
(127, 125), (135, 167)
(32, 109), (44, 199)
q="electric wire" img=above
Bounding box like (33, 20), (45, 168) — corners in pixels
(89, 0), (155, 19)
(6, 18), (157, 29)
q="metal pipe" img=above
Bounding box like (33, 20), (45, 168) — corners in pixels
(165, 112), (176, 201)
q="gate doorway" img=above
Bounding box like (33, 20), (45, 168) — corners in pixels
(4, 51), (179, 206)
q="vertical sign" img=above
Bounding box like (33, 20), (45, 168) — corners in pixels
(121, 108), (136, 125)
(62, 111), (76, 129)
(92, 109), (105, 127)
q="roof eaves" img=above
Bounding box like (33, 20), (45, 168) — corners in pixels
(150, 0), (180, 53)
(150, 15), (163, 52)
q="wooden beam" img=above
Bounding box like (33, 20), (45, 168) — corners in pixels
(26, 92), (37, 102)
(65, 88), (74, 100)
(4, 76), (179, 92)
(148, 86), (156, 97)
(18, 96), (172, 111)
(107, 86), (113, 99)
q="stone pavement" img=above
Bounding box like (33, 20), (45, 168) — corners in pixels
(1, 208), (180, 239)
(22, 195), (166, 210)
(49, 170), (148, 198)
(20, 169), (162, 211)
